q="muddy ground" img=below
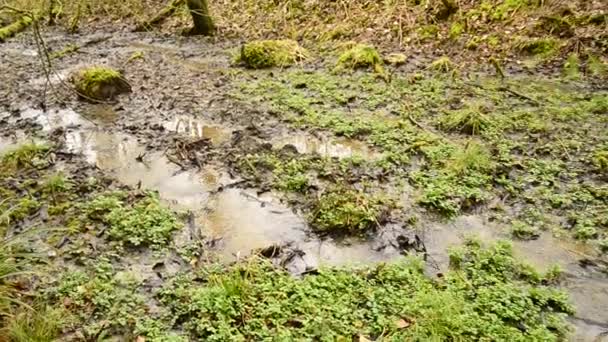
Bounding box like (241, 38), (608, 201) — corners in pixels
(1, 26), (608, 340)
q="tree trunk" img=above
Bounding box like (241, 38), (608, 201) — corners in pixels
(187, 0), (214, 36)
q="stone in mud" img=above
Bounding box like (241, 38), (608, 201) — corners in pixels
(71, 66), (131, 101)
(237, 40), (308, 69)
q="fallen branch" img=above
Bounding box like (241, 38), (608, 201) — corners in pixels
(135, 0), (185, 32)
(0, 15), (33, 42)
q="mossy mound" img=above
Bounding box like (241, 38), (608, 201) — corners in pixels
(237, 40), (308, 69)
(309, 187), (389, 234)
(336, 44), (384, 73)
(71, 66), (131, 101)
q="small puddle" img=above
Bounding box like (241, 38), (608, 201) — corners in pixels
(275, 132), (378, 159)
(163, 115), (231, 145)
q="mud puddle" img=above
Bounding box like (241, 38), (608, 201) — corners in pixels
(15, 106), (404, 268)
(423, 215), (608, 336)
(274, 132), (380, 159)
(163, 115), (231, 145)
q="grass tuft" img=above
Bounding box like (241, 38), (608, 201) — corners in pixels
(236, 39), (308, 69)
(335, 43), (384, 74)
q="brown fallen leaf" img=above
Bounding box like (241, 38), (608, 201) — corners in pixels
(395, 317), (413, 329)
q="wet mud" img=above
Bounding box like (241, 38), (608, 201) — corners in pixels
(1, 28), (607, 339)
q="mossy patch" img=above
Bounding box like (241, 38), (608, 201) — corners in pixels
(309, 187), (389, 234)
(440, 104), (492, 135)
(514, 37), (560, 57)
(236, 40), (308, 69)
(335, 44), (384, 74)
(429, 56), (456, 73)
(72, 66), (131, 101)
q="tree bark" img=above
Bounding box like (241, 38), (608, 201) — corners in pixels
(186, 0), (214, 36)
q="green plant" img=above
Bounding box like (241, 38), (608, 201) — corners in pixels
(84, 192), (181, 247)
(236, 40), (308, 69)
(587, 55), (607, 77)
(514, 37), (559, 57)
(447, 141), (494, 175)
(3, 306), (65, 342)
(335, 44), (384, 74)
(309, 187), (388, 234)
(1, 142), (49, 171)
(573, 220), (598, 240)
(440, 105), (492, 135)
(429, 56), (456, 73)
(156, 241), (573, 340)
(512, 221), (540, 240)
(563, 53), (580, 79)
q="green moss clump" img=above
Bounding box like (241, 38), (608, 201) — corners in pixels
(237, 40), (308, 69)
(563, 53), (580, 79)
(1, 142), (50, 171)
(587, 55), (607, 77)
(336, 44), (384, 73)
(0, 16), (33, 42)
(385, 53), (407, 66)
(310, 187), (389, 234)
(514, 37), (559, 57)
(592, 149), (608, 172)
(429, 56), (456, 73)
(72, 66), (131, 101)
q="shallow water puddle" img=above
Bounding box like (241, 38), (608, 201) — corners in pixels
(275, 132), (379, 159)
(163, 115), (231, 145)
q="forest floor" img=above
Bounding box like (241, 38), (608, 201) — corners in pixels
(0, 0), (607, 341)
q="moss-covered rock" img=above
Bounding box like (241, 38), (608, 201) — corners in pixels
(385, 53), (407, 66)
(336, 44), (384, 73)
(237, 40), (308, 69)
(71, 66), (131, 101)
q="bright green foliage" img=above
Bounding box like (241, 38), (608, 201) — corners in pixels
(417, 24), (439, 40)
(156, 241), (573, 341)
(573, 219), (598, 240)
(336, 44), (384, 73)
(563, 53), (580, 79)
(243, 153), (311, 193)
(237, 40), (308, 69)
(310, 187), (389, 234)
(50, 258), (148, 337)
(72, 66), (130, 100)
(449, 22), (464, 39)
(84, 192), (181, 247)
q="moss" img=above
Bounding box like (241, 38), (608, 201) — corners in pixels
(417, 24), (439, 40)
(514, 37), (559, 57)
(563, 53), (580, 79)
(429, 56), (456, 73)
(309, 187), (389, 234)
(592, 149), (608, 172)
(587, 55), (607, 77)
(237, 40), (308, 69)
(449, 22), (465, 39)
(50, 44), (80, 59)
(537, 16), (574, 37)
(72, 66), (131, 101)
(0, 16), (33, 42)
(335, 44), (384, 74)
(384, 53), (407, 66)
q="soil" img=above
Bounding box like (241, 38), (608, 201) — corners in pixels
(1, 26), (608, 339)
